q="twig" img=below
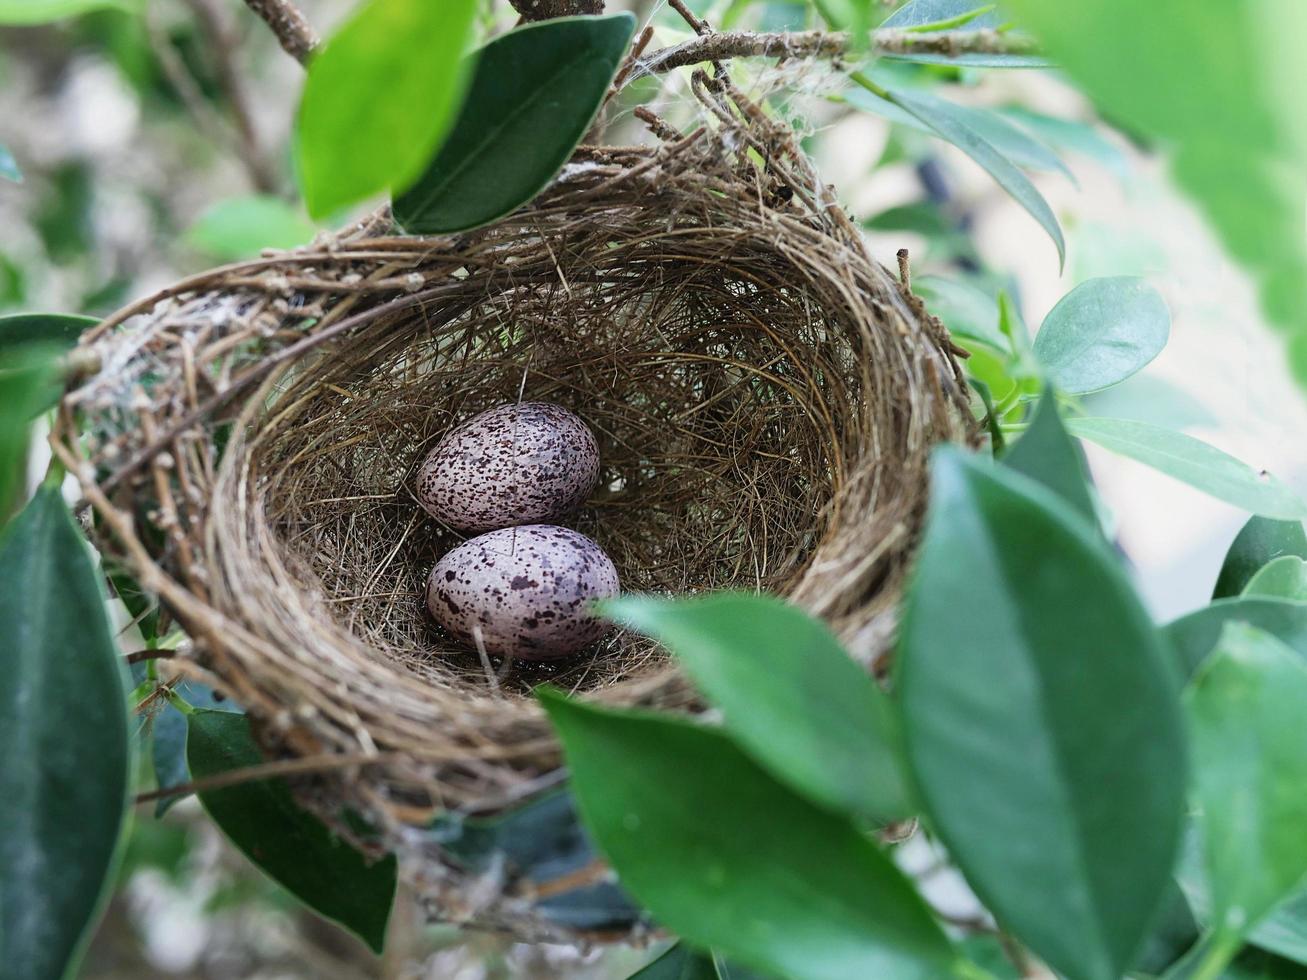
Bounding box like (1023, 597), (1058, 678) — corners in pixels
(242, 0), (319, 65)
(134, 750), (396, 805)
(509, 0), (603, 21)
(126, 648), (177, 665)
(635, 26), (1041, 77)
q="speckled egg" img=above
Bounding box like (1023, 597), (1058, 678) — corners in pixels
(426, 525), (620, 660)
(416, 402), (600, 532)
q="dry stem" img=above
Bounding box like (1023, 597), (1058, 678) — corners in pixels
(242, 0), (319, 65)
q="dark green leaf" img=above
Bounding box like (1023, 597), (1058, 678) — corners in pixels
(631, 944), (721, 980)
(1001, 386), (1096, 522)
(898, 449), (1186, 980)
(0, 347), (61, 517)
(1163, 597), (1307, 681)
(187, 710), (397, 952)
(1067, 418), (1307, 520)
(1032, 277), (1170, 394)
(295, 0), (479, 219)
(153, 681), (241, 816)
(394, 14), (637, 234)
(1243, 557), (1307, 601)
(1186, 624), (1307, 963)
(0, 311), (95, 351)
(540, 692), (960, 980)
(0, 486), (129, 980)
(849, 84), (1065, 267)
(1226, 949), (1307, 979)
(878, 0), (1050, 67)
(0, 0), (134, 22)
(0, 145), (19, 182)
(605, 593), (912, 823)
(187, 196), (316, 260)
(1214, 518), (1307, 599)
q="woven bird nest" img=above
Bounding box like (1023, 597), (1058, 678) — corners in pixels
(54, 72), (973, 941)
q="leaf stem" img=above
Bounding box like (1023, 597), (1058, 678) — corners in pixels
(1189, 935), (1240, 980)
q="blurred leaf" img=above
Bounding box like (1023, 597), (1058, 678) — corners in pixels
(1243, 557), (1307, 602)
(898, 449), (1186, 980)
(1214, 518), (1307, 599)
(1164, 597), (1307, 681)
(1032, 277), (1170, 394)
(1081, 375), (1218, 431)
(1003, 0), (1307, 388)
(153, 681), (241, 816)
(0, 314), (95, 422)
(395, 14), (636, 234)
(958, 936), (1021, 978)
(631, 944), (720, 979)
(814, 0), (872, 54)
(0, 312), (95, 351)
(187, 196), (316, 261)
(540, 692), (960, 980)
(1186, 624), (1307, 968)
(187, 710), (397, 952)
(0, 145), (18, 182)
(848, 82), (1065, 267)
(605, 593), (913, 823)
(878, 0), (1050, 67)
(0, 486), (129, 980)
(1001, 386), (1096, 522)
(35, 162), (93, 262)
(0, 0), (135, 22)
(914, 274), (1005, 350)
(1226, 949), (1307, 979)
(0, 347), (59, 516)
(1067, 418), (1307, 520)
(295, 0), (479, 219)
(998, 106), (1128, 178)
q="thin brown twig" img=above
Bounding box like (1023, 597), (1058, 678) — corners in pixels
(242, 0), (319, 65)
(126, 648), (178, 665)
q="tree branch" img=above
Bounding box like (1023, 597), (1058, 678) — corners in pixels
(637, 26), (1041, 76)
(243, 0), (319, 65)
(509, 0), (604, 21)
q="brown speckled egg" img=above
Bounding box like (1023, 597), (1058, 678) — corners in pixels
(416, 402), (600, 532)
(426, 525), (619, 660)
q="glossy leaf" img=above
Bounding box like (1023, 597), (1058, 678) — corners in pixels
(0, 0), (134, 22)
(605, 593), (912, 823)
(1244, 557), (1307, 602)
(540, 692), (960, 980)
(631, 944), (721, 980)
(0, 486), (129, 980)
(395, 14), (636, 234)
(1186, 624), (1307, 961)
(295, 0), (479, 219)
(1001, 387), (1096, 522)
(152, 681), (241, 816)
(898, 449), (1186, 980)
(187, 195), (316, 260)
(878, 0), (1050, 67)
(1214, 517), (1307, 599)
(187, 710), (397, 952)
(1163, 597), (1307, 681)
(1067, 418), (1307, 520)
(1032, 277), (1170, 394)
(0, 144), (19, 182)
(851, 84), (1065, 267)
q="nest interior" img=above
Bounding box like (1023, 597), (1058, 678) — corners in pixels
(58, 74), (973, 939)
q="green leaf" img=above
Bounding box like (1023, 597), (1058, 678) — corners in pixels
(1186, 624), (1307, 963)
(1031, 277), (1171, 394)
(898, 448), (1186, 980)
(878, 0), (1050, 67)
(0, 486), (129, 980)
(152, 681), (241, 817)
(540, 692), (961, 980)
(1244, 557), (1307, 602)
(605, 593), (912, 823)
(1066, 418), (1307, 520)
(394, 14), (636, 235)
(1002, 0), (1307, 390)
(0, 144), (19, 182)
(1214, 518), (1307, 600)
(0, 0), (134, 23)
(294, 0), (479, 220)
(1163, 598), (1307, 681)
(0, 311), (96, 351)
(1001, 386), (1096, 522)
(187, 196), (316, 261)
(631, 944), (721, 980)
(187, 710), (397, 952)
(848, 83), (1065, 267)
(914, 274), (1006, 350)
(998, 106), (1129, 179)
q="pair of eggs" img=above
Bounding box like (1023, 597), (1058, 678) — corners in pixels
(416, 402), (619, 660)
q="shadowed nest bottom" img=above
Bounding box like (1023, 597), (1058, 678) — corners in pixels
(56, 97), (974, 939)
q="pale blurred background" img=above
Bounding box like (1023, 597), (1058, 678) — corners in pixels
(3, 0), (1301, 975)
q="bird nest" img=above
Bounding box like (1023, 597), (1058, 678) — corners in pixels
(53, 72), (973, 942)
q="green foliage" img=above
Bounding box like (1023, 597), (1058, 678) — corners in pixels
(0, 486), (129, 980)
(186, 710), (397, 952)
(913, 275), (1005, 350)
(1243, 557), (1307, 602)
(540, 692), (961, 980)
(394, 14), (636, 234)
(152, 681), (241, 816)
(898, 449), (1185, 980)
(0, 0), (135, 23)
(294, 0), (479, 219)
(0, 349), (57, 517)
(997, 106), (1128, 178)
(1001, 387), (1096, 522)
(186, 196), (316, 261)
(1067, 418), (1307, 520)
(878, 0), (1049, 68)
(0, 312), (96, 416)
(606, 592), (912, 823)
(1004, 0), (1307, 385)
(0, 144), (19, 182)
(1164, 598), (1307, 681)
(1185, 624), (1307, 976)
(1214, 518), (1307, 599)
(631, 944), (721, 980)
(1031, 277), (1170, 394)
